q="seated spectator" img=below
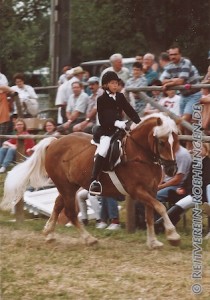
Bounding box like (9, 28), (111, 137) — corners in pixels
(125, 62), (148, 116)
(73, 76), (103, 134)
(76, 188), (101, 226)
(156, 142), (192, 204)
(155, 143), (210, 228)
(60, 81), (89, 133)
(159, 89), (181, 116)
(11, 73), (39, 117)
(43, 118), (60, 136)
(0, 118), (35, 173)
(96, 196), (124, 230)
(135, 53), (144, 64)
(144, 79), (165, 115)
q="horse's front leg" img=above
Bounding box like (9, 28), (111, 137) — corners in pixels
(43, 194), (64, 241)
(145, 205), (163, 249)
(153, 201), (181, 246)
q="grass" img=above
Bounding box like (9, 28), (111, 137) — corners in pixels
(0, 173), (210, 300)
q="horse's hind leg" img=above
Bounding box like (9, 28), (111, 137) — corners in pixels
(43, 194), (64, 241)
(145, 205), (163, 249)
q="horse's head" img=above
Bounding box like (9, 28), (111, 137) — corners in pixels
(131, 113), (179, 177)
(150, 113), (179, 177)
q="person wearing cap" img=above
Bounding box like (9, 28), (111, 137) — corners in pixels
(89, 71), (141, 196)
(73, 76), (103, 133)
(100, 53), (130, 85)
(55, 66), (85, 124)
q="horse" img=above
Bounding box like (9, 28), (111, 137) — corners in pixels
(1, 112), (181, 249)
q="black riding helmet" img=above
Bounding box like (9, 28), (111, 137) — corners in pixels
(101, 71), (120, 86)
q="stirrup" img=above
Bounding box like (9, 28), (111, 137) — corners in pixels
(89, 180), (102, 196)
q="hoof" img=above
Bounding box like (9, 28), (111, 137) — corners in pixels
(45, 233), (56, 242)
(168, 238), (181, 247)
(85, 236), (98, 246)
(147, 239), (164, 249)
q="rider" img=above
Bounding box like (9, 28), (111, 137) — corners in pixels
(89, 71), (141, 196)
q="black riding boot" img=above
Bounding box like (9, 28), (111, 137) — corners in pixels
(89, 154), (105, 196)
(155, 205), (185, 230)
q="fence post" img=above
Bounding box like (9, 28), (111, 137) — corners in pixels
(15, 139), (25, 222)
(125, 196), (136, 233)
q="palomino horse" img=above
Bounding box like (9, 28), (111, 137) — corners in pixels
(1, 113), (181, 249)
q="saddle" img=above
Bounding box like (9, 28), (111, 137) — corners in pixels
(92, 127), (126, 171)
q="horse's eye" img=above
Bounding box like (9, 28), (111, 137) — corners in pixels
(159, 141), (165, 147)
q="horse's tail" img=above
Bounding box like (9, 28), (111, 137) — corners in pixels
(0, 137), (56, 211)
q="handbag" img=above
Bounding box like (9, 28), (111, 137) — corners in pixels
(202, 104), (210, 130)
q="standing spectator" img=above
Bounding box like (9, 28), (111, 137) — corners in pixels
(160, 44), (201, 148)
(11, 73), (39, 117)
(135, 53), (144, 64)
(58, 65), (71, 86)
(0, 85), (16, 147)
(73, 76), (103, 134)
(143, 79), (164, 115)
(55, 66), (85, 124)
(64, 81), (89, 133)
(142, 53), (159, 85)
(158, 52), (170, 79)
(96, 196), (122, 230)
(100, 53), (130, 84)
(159, 89), (181, 116)
(0, 70), (8, 86)
(0, 118), (35, 173)
(125, 62), (148, 116)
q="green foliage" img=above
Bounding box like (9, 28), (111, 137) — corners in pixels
(0, 0), (50, 82)
(1, 0), (210, 82)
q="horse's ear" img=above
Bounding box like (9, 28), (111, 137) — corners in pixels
(157, 117), (162, 126)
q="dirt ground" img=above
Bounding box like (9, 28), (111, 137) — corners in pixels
(1, 223), (210, 300)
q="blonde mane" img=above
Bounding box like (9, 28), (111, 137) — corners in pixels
(133, 113), (178, 137)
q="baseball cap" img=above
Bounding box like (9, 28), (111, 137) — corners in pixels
(87, 76), (100, 84)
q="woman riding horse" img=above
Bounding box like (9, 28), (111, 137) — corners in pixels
(1, 113), (181, 249)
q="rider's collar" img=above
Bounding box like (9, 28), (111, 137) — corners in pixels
(106, 90), (116, 100)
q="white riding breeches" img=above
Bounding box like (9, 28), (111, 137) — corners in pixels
(97, 135), (111, 157)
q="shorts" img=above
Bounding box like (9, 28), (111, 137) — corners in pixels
(179, 91), (201, 115)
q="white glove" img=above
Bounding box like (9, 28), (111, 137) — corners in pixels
(114, 120), (127, 129)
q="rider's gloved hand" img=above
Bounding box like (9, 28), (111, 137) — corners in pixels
(114, 120), (127, 129)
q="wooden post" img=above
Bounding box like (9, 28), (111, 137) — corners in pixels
(15, 138), (25, 222)
(125, 196), (136, 233)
